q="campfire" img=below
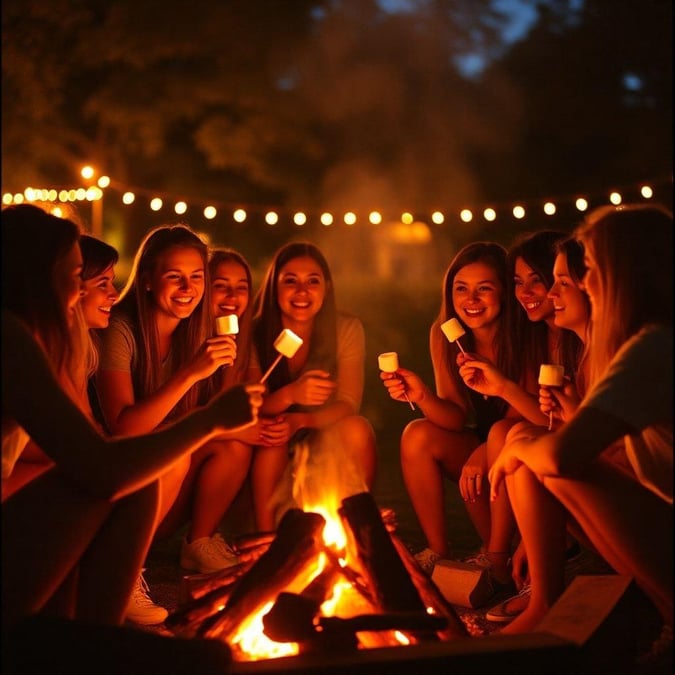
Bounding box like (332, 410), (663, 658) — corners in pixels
(167, 430), (468, 663)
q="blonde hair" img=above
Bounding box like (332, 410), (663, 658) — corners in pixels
(575, 203), (673, 387)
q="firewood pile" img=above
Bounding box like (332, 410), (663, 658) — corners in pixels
(166, 492), (468, 661)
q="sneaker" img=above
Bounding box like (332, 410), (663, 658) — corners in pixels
(210, 532), (239, 560)
(414, 548), (441, 575)
(485, 584), (531, 623)
(125, 571), (168, 625)
(180, 534), (240, 574)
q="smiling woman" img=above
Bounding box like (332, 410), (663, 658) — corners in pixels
(95, 224), (248, 623)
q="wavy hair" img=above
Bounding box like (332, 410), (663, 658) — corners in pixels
(114, 224), (212, 418)
(252, 241), (336, 393)
(575, 203), (673, 387)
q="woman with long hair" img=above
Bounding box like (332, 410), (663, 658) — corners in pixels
(450, 231), (579, 584)
(380, 242), (522, 585)
(490, 204), (672, 648)
(251, 241), (377, 531)
(2, 204), (262, 629)
(484, 235), (594, 623)
(96, 225), (245, 586)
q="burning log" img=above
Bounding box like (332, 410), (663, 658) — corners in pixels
(339, 492), (444, 642)
(177, 533), (275, 606)
(233, 531), (276, 552)
(262, 556), (343, 642)
(390, 534), (469, 639)
(167, 581), (239, 638)
(197, 508), (326, 643)
(178, 561), (250, 606)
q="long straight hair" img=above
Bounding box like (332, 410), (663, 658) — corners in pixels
(505, 229), (580, 382)
(114, 224), (213, 418)
(434, 241), (511, 416)
(1, 204), (80, 379)
(554, 236), (591, 396)
(252, 241), (337, 393)
(575, 204), (673, 388)
(208, 247), (254, 390)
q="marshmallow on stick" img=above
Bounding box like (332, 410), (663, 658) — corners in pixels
(539, 364), (565, 431)
(441, 318), (466, 353)
(215, 314), (239, 336)
(260, 328), (304, 384)
(378, 352), (415, 410)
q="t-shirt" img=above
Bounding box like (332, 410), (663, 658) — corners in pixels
(580, 324), (673, 504)
(290, 313), (365, 414)
(98, 313), (173, 392)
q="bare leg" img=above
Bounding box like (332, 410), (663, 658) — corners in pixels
(331, 415), (377, 491)
(155, 454), (191, 528)
(544, 461), (673, 626)
(251, 445), (289, 531)
(400, 419), (485, 557)
(2, 468), (159, 627)
(500, 465), (568, 634)
(76, 482), (160, 622)
(485, 419), (526, 581)
(186, 439), (252, 541)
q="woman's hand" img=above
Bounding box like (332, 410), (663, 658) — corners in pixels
(212, 382), (264, 433)
(489, 423), (555, 500)
(288, 369), (336, 407)
(379, 367), (427, 404)
(258, 416), (293, 446)
(457, 352), (508, 398)
(539, 379), (580, 426)
(459, 444), (487, 502)
(225, 415), (292, 446)
(187, 335), (238, 382)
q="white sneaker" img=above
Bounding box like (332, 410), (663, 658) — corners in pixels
(180, 534), (240, 574)
(125, 571), (168, 625)
(210, 532), (239, 560)
(485, 584), (531, 623)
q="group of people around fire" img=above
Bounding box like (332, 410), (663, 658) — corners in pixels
(2, 201), (671, 664)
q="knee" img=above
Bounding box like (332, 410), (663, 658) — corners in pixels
(212, 439), (253, 469)
(486, 418), (519, 464)
(334, 415), (375, 449)
(400, 419), (437, 462)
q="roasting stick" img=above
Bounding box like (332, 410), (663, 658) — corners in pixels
(378, 352), (415, 410)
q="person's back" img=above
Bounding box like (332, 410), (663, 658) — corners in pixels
(1, 204), (262, 629)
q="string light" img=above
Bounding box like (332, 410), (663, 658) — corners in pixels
(3, 175), (669, 229)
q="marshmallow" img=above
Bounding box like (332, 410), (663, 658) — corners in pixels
(378, 352), (400, 373)
(273, 328), (303, 358)
(538, 364), (564, 387)
(215, 314), (239, 336)
(441, 317), (466, 343)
